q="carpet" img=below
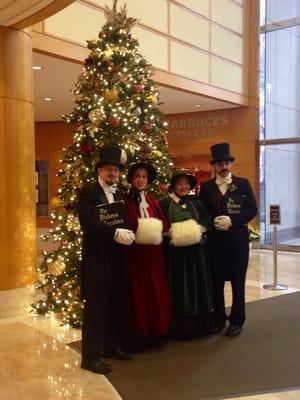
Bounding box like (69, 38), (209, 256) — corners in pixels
(69, 292), (300, 400)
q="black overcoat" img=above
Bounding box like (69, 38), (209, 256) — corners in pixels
(198, 176), (258, 325)
(78, 182), (125, 298)
(199, 176), (257, 229)
(78, 182), (126, 360)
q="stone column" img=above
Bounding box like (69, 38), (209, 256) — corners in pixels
(0, 26), (36, 317)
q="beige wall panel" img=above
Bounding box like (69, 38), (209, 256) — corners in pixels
(233, 164), (256, 188)
(132, 27), (168, 70)
(211, 57), (243, 93)
(44, 2), (105, 45)
(230, 142), (256, 165)
(32, 22), (43, 33)
(93, 0), (168, 33)
(172, 0), (209, 17)
(170, 41), (209, 83)
(211, 0), (243, 34)
(170, 4), (209, 50)
(211, 25), (243, 64)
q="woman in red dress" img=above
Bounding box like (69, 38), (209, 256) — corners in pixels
(124, 162), (170, 351)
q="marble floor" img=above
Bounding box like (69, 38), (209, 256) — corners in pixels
(1, 249), (300, 400)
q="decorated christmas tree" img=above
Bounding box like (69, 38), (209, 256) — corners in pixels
(33, 0), (173, 327)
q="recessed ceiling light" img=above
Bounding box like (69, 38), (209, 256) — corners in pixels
(194, 104), (201, 107)
(32, 65), (43, 70)
(44, 97), (52, 101)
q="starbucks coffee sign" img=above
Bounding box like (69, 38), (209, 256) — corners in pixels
(167, 115), (228, 139)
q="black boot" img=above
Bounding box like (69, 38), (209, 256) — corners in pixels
(81, 359), (112, 374)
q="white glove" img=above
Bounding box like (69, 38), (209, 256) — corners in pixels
(199, 224), (207, 234)
(114, 228), (135, 245)
(214, 216), (232, 231)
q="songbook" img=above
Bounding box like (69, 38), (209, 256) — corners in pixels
(226, 195), (245, 215)
(96, 200), (130, 229)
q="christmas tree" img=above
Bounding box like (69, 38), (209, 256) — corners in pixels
(33, 0), (173, 327)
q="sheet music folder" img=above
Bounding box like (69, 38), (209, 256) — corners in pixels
(96, 200), (130, 229)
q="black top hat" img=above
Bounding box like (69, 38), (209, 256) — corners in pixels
(95, 145), (127, 170)
(127, 162), (157, 184)
(170, 170), (197, 190)
(210, 143), (235, 164)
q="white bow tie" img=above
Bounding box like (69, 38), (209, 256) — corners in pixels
(215, 174), (232, 186)
(104, 185), (116, 194)
(215, 174), (232, 195)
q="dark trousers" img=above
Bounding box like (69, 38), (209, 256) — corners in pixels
(208, 229), (249, 326)
(81, 264), (123, 361)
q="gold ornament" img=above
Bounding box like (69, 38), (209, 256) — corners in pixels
(88, 109), (106, 126)
(50, 196), (64, 210)
(145, 95), (158, 105)
(127, 141), (140, 155)
(86, 124), (98, 137)
(103, 88), (119, 102)
(103, 49), (114, 60)
(48, 259), (66, 276)
(151, 150), (163, 157)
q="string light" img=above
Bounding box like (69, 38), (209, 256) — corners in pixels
(32, 1), (173, 328)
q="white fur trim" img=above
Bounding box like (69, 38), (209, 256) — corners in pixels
(170, 219), (202, 247)
(135, 218), (163, 245)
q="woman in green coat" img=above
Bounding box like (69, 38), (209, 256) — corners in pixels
(160, 171), (213, 339)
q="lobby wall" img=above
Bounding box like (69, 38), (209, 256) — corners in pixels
(165, 106), (258, 190)
(35, 105), (258, 227)
(35, 121), (75, 227)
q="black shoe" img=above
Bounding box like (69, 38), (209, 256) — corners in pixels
(102, 348), (134, 361)
(226, 324), (242, 337)
(212, 321), (226, 334)
(81, 359), (112, 374)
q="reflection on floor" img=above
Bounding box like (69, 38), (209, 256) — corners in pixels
(1, 249), (300, 400)
(281, 238), (300, 246)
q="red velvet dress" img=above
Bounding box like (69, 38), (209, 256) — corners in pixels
(124, 192), (171, 340)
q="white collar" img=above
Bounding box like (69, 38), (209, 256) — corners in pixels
(98, 176), (117, 193)
(169, 192), (180, 203)
(215, 172), (232, 186)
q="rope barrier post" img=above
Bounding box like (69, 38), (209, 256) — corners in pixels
(263, 205), (288, 291)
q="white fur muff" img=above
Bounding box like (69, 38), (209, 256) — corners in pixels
(170, 219), (202, 247)
(135, 218), (163, 245)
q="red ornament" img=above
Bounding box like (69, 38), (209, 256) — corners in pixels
(108, 116), (120, 128)
(111, 65), (118, 73)
(133, 84), (143, 94)
(159, 183), (168, 194)
(81, 143), (93, 154)
(143, 144), (152, 154)
(142, 123), (152, 133)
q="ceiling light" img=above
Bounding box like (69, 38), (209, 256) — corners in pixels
(32, 65), (43, 70)
(194, 104), (201, 107)
(44, 97), (52, 101)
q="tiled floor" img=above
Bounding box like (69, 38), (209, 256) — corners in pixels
(1, 248), (300, 399)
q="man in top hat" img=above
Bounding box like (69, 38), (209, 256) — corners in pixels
(198, 143), (257, 337)
(78, 145), (135, 374)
